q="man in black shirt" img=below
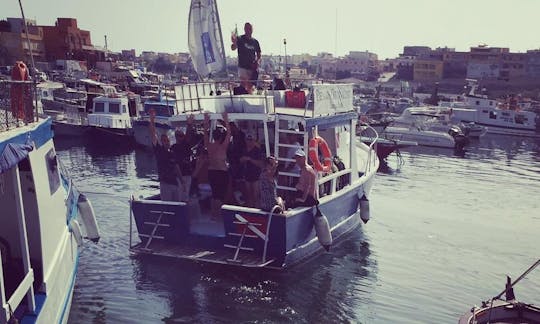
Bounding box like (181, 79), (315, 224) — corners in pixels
(149, 109), (180, 201)
(231, 22), (261, 93)
(170, 115), (195, 202)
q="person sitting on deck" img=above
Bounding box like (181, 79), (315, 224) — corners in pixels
(289, 148), (318, 208)
(204, 112), (231, 220)
(259, 155), (285, 213)
(149, 109), (180, 201)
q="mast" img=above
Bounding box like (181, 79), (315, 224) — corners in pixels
(18, 0), (39, 119)
(212, 0), (226, 75)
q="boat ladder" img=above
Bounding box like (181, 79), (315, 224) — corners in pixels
(274, 115), (308, 194)
(139, 210), (173, 250)
(224, 207), (279, 266)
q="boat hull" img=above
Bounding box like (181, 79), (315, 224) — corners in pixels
(130, 177), (374, 269)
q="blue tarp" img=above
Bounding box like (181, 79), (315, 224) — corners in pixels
(0, 141), (33, 174)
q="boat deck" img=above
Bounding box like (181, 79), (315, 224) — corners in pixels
(130, 241), (276, 268)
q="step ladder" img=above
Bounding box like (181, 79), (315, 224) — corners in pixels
(139, 210), (173, 250)
(224, 217), (261, 263)
(273, 115), (309, 194)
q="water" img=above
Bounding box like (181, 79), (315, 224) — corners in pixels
(57, 135), (540, 323)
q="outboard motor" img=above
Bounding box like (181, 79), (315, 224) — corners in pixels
(448, 125), (469, 149)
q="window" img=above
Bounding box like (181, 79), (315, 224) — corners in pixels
(94, 102), (105, 112)
(489, 111), (497, 119)
(109, 103), (120, 113)
(122, 105), (127, 113)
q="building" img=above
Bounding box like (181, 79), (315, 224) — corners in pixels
(499, 52), (527, 80)
(413, 59), (444, 81)
(466, 45), (507, 79)
(40, 18), (93, 61)
(0, 18), (46, 65)
(525, 49), (540, 78)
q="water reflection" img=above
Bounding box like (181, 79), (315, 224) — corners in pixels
(130, 231), (376, 323)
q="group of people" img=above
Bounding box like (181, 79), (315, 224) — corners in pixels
(149, 110), (319, 218)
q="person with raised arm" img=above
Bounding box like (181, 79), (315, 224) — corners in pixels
(204, 112), (231, 220)
(231, 22), (261, 94)
(149, 109), (180, 201)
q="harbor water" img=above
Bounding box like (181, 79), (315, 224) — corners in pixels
(59, 134), (540, 323)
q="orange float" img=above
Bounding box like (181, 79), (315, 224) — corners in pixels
(308, 135), (333, 173)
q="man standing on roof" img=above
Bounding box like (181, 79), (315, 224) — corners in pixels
(231, 22), (261, 93)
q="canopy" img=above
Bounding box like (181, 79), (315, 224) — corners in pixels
(0, 142), (33, 174)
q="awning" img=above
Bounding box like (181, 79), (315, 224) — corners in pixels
(0, 142), (34, 174)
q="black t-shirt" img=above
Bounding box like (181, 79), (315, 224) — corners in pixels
(237, 35), (261, 70)
(153, 144), (177, 185)
(171, 141), (192, 176)
(242, 146), (263, 182)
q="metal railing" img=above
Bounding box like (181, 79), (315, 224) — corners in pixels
(0, 80), (39, 132)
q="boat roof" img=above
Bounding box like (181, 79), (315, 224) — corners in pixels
(167, 82), (357, 126)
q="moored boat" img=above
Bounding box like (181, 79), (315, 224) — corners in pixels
(0, 76), (100, 323)
(458, 259), (540, 324)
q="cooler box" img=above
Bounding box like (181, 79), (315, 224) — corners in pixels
(285, 90), (306, 108)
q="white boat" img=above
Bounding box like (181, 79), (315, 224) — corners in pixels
(440, 79), (540, 137)
(381, 125), (460, 148)
(458, 259), (540, 324)
(395, 106), (487, 138)
(0, 78), (99, 323)
(129, 82), (379, 269)
(87, 93), (141, 142)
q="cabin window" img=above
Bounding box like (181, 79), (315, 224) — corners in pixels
(94, 102), (105, 112)
(515, 115), (526, 124)
(502, 112), (510, 117)
(476, 101), (480, 106)
(46, 149), (60, 194)
(489, 101), (493, 106)
(489, 111), (497, 119)
(122, 105), (127, 113)
(109, 103), (120, 114)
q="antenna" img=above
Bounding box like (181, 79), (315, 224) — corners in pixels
(283, 38), (288, 77)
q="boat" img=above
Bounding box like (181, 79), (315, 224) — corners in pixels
(1, 75), (99, 323)
(87, 92), (141, 142)
(132, 91), (178, 148)
(458, 259), (540, 324)
(395, 106), (487, 139)
(440, 79), (540, 137)
(41, 79), (119, 137)
(129, 82), (379, 269)
(357, 123), (417, 160)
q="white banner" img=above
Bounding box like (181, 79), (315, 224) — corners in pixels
(312, 84), (354, 115)
(188, 0), (226, 79)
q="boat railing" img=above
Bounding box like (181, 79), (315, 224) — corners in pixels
(359, 122), (380, 174)
(0, 80), (40, 132)
(153, 78), (355, 119)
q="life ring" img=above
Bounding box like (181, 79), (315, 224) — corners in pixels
(308, 135), (333, 173)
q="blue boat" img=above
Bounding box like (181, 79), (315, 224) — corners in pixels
(129, 82), (379, 269)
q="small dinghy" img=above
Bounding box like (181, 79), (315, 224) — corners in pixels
(458, 259), (540, 324)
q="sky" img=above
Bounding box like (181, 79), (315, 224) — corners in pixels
(2, 0), (540, 59)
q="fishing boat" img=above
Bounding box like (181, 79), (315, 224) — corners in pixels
(458, 259), (540, 324)
(129, 81), (379, 269)
(1, 72), (99, 323)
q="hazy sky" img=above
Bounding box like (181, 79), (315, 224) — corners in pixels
(3, 0), (540, 59)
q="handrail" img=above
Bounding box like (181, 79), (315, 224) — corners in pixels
(359, 122), (380, 174)
(262, 205), (281, 263)
(5, 269), (34, 319)
(0, 79), (39, 132)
